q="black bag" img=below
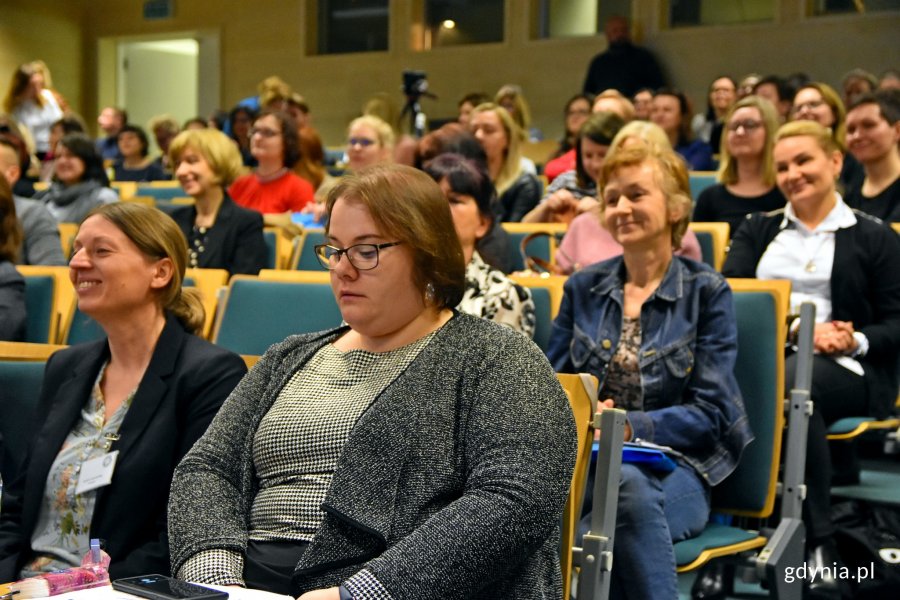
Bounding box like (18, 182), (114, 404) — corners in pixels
(831, 500), (900, 598)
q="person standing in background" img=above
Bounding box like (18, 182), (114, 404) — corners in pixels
(3, 63), (64, 160)
(582, 15), (666, 98)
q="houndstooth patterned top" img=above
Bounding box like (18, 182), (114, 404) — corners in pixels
(179, 333), (434, 587)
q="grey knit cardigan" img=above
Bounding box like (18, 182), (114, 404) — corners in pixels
(168, 313), (576, 599)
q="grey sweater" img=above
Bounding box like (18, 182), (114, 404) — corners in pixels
(169, 313), (576, 599)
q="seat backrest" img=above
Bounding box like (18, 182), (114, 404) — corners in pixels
(712, 279), (789, 517)
(213, 276), (343, 355)
(501, 223), (566, 272)
(509, 274), (567, 352)
(185, 268), (230, 339)
(0, 359), (48, 482)
(263, 229), (278, 270)
(688, 222), (730, 271)
(22, 274), (57, 343)
(18, 265), (74, 344)
(689, 171), (718, 200)
(556, 373), (596, 600)
(294, 229), (327, 270)
(57, 222), (79, 259)
(65, 305), (106, 345)
(133, 185), (186, 201)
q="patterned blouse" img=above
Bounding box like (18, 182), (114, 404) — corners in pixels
(179, 333), (435, 593)
(22, 362), (134, 576)
(458, 252), (536, 338)
(600, 317), (643, 412)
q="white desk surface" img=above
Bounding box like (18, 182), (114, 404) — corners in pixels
(28, 583), (292, 600)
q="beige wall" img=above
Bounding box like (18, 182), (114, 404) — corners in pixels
(2, 0), (898, 147)
(0, 1), (83, 114)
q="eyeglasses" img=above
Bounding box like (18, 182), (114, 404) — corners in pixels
(726, 120), (763, 133)
(792, 100), (825, 114)
(566, 108), (590, 117)
(250, 127), (281, 138)
(348, 137), (377, 148)
(314, 241), (403, 271)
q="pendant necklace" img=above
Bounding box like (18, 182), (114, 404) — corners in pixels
(803, 235), (829, 273)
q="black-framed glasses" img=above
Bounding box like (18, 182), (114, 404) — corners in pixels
(314, 241), (403, 271)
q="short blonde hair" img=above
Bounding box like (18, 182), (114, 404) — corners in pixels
(599, 141), (692, 249)
(348, 115), (396, 150)
(775, 120), (841, 156)
(168, 129), (243, 186)
(608, 121), (672, 156)
(593, 89), (636, 122)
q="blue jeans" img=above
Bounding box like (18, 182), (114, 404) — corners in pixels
(610, 462), (709, 600)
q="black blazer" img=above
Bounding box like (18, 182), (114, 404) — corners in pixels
(170, 193), (268, 275)
(723, 209), (900, 418)
(0, 314), (246, 580)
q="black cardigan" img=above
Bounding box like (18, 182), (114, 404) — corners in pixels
(723, 209), (900, 418)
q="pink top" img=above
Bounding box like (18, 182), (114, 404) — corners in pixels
(229, 171), (315, 214)
(555, 211), (703, 275)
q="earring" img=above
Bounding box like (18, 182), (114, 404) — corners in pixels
(425, 282), (436, 304)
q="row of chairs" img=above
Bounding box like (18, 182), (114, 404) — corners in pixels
(0, 276), (799, 599)
(6, 274), (895, 598)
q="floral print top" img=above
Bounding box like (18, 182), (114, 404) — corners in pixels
(22, 362), (135, 576)
(458, 252), (536, 338)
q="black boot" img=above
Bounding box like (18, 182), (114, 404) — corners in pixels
(806, 540), (849, 600)
(690, 562), (733, 600)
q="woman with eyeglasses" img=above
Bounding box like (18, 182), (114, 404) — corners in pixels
(169, 129), (267, 275)
(168, 164), (575, 599)
(229, 110), (315, 215)
(693, 96), (786, 238)
(790, 82), (864, 189)
(690, 76), (736, 151)
(346, 115), (394, 172)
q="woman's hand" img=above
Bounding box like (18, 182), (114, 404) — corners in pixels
(575, 196), (600, 214)
(544, 189), (579, 222)
(596, 398), (632, 441)
(297, 587), (340, 600)
(813, 321), (857, 355)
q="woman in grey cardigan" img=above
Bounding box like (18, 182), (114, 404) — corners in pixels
(168, 164), (576, 600)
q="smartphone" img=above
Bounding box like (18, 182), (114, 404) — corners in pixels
(112, 575), (229, 600)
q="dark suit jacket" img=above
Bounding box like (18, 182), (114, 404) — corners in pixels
(723, 208), (900, 418)
(0, 314), (246, 580)
(170, 193), (268, 275)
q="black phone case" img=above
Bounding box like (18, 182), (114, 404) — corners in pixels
(112, 575), (229, 600)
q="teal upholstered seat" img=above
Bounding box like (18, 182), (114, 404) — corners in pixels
(0, 360), (47, 481)
(214, 277), (343, 356)
(23, 274), (55, 343)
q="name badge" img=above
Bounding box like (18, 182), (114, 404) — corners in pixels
(75, 451), (119, 495)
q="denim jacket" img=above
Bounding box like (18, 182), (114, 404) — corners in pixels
(547, 256), (753, 486)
